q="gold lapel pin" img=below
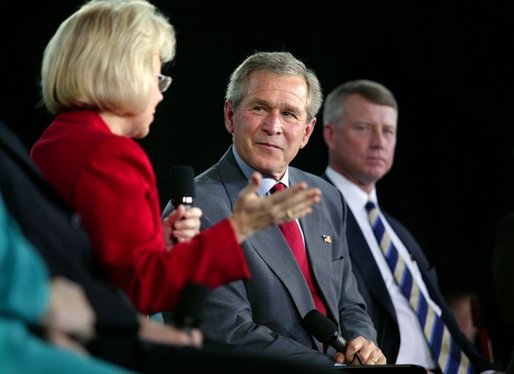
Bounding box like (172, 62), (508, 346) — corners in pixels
(322, 235), (332, 244)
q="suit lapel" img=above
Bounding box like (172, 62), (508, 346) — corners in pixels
(216, 149), (249, 209)
(300, 203), (337, 318)
(251, 226), (317, 314)
(289, 170), (337, 319)
(217, 152), (318, 316)
(346, 209), (398, 322)
(321, 172), (397, 321)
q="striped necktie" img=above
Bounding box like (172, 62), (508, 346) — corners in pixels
(365, 201), (473, 374)
(271, 182), (326, 316)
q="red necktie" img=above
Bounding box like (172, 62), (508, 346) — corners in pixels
(271, 182), (326, 316)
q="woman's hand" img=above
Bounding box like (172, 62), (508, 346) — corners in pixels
(229, 172), (322, 243)
(162, 205), (202, 249)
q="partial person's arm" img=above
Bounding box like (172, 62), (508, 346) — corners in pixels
(1, 196), (94, 354)
(0, 198), (50, 324)
(41, 276), (96, 354)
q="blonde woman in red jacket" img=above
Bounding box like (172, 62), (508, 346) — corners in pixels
(31, 0), (320, 315)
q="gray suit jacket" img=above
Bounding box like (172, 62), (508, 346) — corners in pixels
(189, 147), (376, 366)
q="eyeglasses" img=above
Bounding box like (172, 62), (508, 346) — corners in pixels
(158, 74), (172, 93)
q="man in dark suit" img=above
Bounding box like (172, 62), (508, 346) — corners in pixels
(163, 51), (385, 368)
(321, 79), (495, 373)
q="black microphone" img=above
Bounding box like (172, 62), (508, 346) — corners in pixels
(169, 165), (195, 208)
(302, 309), (347, 351)
(302, 309), (363, 364)
(163, 282), (209, 331)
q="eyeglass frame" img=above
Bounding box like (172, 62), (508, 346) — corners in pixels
(158, 74), (172, 93)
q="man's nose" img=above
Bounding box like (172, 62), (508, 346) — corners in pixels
(261, 111), (282, 134)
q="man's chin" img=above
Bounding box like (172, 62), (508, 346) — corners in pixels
(364, 170), (387, 184)
(252, 161), (285, 180)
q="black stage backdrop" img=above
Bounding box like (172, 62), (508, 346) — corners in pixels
(2, 0), (514, 366)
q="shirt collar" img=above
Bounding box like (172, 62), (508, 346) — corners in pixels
(325, 166), (378, 211)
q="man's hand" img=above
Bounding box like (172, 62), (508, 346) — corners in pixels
(333, 336), (386, 365)
(138, 316), (203, 348)
(42, 276), (96, 343)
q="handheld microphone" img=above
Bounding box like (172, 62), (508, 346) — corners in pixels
(302, 309), (363, 364)
(163, 282), (209, 331)
(169, 165), (195, 208)
(302, 309), (347, 351)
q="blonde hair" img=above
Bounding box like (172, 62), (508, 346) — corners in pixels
(41, 0), (175, 115)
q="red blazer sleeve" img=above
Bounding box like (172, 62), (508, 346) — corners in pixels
(74, 137), (249, 314)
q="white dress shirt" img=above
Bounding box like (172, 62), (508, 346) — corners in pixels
(326, 167), (438, 368)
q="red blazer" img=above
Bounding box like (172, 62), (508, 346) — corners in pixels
(31, 110), (250, 314)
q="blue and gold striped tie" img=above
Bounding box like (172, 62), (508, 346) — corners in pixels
(365, 201), (473, 374)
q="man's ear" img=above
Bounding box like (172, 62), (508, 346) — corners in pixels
(224, 101), (235, 134)
(323, 122), (336, 150)
(299, 117), (317, 149)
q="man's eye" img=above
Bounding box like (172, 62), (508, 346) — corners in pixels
(283, 112), (297, 119)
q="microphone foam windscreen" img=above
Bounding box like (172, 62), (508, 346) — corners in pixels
(169, 165), (195, 201)
(302, 309), (337, 342)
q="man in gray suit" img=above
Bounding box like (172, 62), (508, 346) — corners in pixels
(165, 51), (385, 368)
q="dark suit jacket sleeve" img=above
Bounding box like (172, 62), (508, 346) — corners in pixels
(0, 121), (138, 333)
(388, 215), (495, 372)
(335, 195), (378, 342)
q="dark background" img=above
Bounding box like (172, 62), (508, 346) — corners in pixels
(2, 0), (514, 367)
